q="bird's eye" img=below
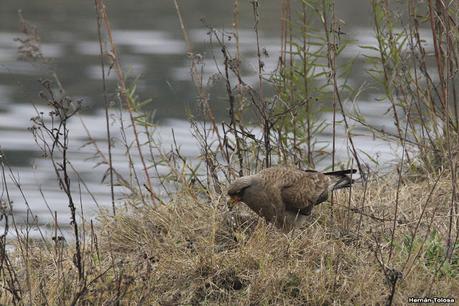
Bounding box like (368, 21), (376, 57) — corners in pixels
(228, 190), (238, 196)
(238, 187), (249, 197)
(229, 191), (241, 197)
(228, 186), (249, 198)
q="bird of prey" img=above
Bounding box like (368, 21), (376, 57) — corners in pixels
(227, 166), (356, 230)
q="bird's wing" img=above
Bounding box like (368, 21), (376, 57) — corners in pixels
(279, 170), (330, 210)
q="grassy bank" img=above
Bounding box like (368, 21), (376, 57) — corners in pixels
(1, 170), (457, 305)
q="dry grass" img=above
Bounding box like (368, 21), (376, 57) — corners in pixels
(2, 170), (458, 305)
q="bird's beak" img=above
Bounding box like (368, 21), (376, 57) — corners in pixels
(227, 195), (241, 210)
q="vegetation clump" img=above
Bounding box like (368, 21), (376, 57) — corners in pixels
(2, 172), (458, 305)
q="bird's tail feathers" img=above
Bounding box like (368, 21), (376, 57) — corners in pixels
(325, 169), (356, 191)
(324, 169), (357, 176)
(330, 176), (354, 191)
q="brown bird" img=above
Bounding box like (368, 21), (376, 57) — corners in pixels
(227, 166), (356, 230)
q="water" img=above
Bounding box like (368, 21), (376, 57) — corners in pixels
(0, 1), (429, 234)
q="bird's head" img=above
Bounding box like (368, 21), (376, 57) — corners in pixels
(227, 176), (253, 208)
